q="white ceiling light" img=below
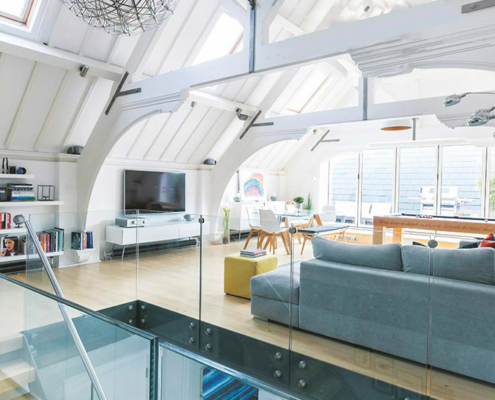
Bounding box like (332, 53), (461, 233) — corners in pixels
(60, 0), (179, 36)
(380, 119), (412, 131)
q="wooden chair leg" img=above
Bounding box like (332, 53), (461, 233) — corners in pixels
(272, 235), (276, 254)
(263, 235), (271, 250)
(280, 233), (289, 255)
(342, 231), (347, 243)
(301, 235), (309, 255)
(244, 229), (254, 249)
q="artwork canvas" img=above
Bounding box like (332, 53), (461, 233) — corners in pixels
(240, 170), (265, 201)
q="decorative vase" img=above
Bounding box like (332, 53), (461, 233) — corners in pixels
(223, 217), (230, 244)
(296, 203), (302, 213)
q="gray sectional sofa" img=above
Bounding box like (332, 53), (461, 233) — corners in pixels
(250, 236), (495, 384)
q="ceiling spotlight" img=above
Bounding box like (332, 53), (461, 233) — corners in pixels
(444, 93), (468, 107)
(467, 108), (495, 126)
(381, 119), (412, 131)
(236, 108), (249, 121)
(79, 65), (89, 78)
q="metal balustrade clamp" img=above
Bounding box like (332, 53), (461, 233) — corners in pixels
(21, 215), (109, 400)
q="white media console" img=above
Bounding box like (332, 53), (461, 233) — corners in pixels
(106, 221), (209, 246)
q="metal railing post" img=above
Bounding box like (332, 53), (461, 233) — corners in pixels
(22, 215), (108, 400)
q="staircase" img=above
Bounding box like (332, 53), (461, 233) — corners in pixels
(0, 332), (37, 400)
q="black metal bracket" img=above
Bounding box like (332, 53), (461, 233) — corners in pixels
(310, 129), (340, 152)
(462, 0), (495, 13)
(105, 71), (142, 115)
(239, 110), (275, 140)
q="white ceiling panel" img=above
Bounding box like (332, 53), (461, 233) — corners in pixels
(127, 113), (170, 160)
(35, 71), (93, 152)
(7, 62), (66, 151)
(0, 54), (35, 148)
(161, 103), (210, 161)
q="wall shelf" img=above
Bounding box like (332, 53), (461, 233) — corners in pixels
(0, 228), (27, 235)
(0, 174), (34, 180)
(0, 251), (63, 264)
(0, 201), (64, 207)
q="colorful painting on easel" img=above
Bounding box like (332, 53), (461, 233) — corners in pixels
(240, 170), (265, 201)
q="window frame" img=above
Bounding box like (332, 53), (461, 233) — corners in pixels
(0, 0), (35, 24)
(328, 144), (493, 227)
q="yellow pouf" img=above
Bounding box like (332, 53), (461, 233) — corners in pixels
(224, 254), (278, 299)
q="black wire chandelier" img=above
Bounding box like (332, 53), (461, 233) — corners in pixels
(60, 0), (179, 36)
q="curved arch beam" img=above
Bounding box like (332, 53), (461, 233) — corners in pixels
(207, 128), (307, 217)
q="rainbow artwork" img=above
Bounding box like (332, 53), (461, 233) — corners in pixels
(243, 172), (265, 199)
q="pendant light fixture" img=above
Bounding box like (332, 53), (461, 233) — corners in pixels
(60, 0), (179, 36)
(380, 118), (413, 131)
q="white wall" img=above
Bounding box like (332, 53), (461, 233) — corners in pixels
(221, 170), (285, 205)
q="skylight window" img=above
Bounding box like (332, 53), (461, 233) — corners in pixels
(0, 0), (35, 24)
(192, 13), (243, 66)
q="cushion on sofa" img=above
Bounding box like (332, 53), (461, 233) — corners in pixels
(402, 245), (495, 285)
(311, 236), (403, 271)
(250, 263), (300, 304)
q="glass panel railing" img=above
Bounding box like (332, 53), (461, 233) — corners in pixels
(160, 342), (292, 400)
(429, 232), (495, 400)
(23, 210), (140, 310)
(199, 214), (291, 385)
(0, 273), (158, 400)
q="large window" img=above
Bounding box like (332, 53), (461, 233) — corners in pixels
(329, 154), (358, 224)
(328, 145), (495, 226)
(398, 147), (436, 215)
(440, 146), (483, 217)
(361, 149), (395, 225)
(0, 0), (34, 24)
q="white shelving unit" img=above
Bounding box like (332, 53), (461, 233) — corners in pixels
(0, 228), (27, 235)
(0, 251), (64, 264)
(0, 201), (64, 207)
(0, 174), (34, 180)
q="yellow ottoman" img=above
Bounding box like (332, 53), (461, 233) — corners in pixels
(224, 254), (278, 299)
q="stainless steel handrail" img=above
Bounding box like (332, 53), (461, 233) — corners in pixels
(22, 215), (108, 400)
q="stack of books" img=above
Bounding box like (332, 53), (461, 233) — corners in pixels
(71, 231), (94, 250)
(7, 184), (35, 201)
(240, 248), (267, 258)
(23, 228), (65, 255)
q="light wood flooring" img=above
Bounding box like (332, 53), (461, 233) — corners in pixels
(8, 238), (495, 400)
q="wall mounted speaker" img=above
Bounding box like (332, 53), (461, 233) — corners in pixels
(67, 146), (84, 155)
(204, 159), (217, 165)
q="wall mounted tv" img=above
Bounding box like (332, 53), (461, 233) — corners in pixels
(124, 170), (186, 214)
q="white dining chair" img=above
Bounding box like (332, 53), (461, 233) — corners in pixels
(320, 205), (337, 223)
(244, 205), (263, 249)
(259, 209), (290, 254)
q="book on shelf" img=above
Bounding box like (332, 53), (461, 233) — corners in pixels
(7, 183), (35, 201)
(71, 231), (94, 250)
(0, 213), (11, 229)
(22, 228), (65, 255)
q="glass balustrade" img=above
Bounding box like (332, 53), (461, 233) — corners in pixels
(3, 208), (493, 400)
(0, 273), (158, 400)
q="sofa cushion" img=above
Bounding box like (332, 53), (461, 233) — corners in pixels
(311, 236), (403, 271)
(402, 245), (495, 285)
(250, 262), (300, 304)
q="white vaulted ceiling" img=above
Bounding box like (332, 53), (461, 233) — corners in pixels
(0, 0), (454, 169)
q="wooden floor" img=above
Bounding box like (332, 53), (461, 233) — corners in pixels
(9, 238), (495, 400)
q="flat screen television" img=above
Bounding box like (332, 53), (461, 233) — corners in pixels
(124, 170), (186, 214)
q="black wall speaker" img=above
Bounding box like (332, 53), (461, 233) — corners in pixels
(204, 158), (217, 165)
(67, 146), (84, 155)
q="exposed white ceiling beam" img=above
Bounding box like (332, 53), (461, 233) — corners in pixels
(274, 14), (306, 36)
(0, 31), (123, 81)
(188, 90), (258, 116)
(217, 0), (248, 25)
